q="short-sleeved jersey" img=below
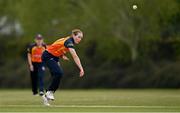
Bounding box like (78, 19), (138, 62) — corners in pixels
(27, 43), (46, 63)
(46, 36), (75, 57)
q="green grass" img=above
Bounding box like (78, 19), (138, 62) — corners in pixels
(0, 89), (180, 112)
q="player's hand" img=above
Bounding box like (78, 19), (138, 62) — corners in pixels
(30, 65), (34, 71)
(62, 55), (69, 61)
(79, 69), (84, 77)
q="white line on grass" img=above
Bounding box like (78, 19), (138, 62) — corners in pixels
(0, 112), (180, 113)
(0, 105), (180, 109)
(1, 112), (180, 113)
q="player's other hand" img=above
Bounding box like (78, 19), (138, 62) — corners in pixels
(30, 65), (34, 71)
(79, 69), (84, 77)
(62, 55), (69, 61)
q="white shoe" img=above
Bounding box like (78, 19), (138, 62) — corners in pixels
(42, 95), (50, 106)
(39, 91), (44, 96)
(46, 91), (55, 100)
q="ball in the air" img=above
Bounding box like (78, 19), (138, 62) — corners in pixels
(132, 5), (137, 10)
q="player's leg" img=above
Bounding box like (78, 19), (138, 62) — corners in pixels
(45, 58), (63, 100)
(41, 51), (56, 105)
(38, 64), (45, 96)
(41, 51), (50, 106)
(30, 64), (38, 95)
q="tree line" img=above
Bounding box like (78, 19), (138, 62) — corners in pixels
(0, 0), (180, 88)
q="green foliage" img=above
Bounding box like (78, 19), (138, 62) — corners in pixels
(0, 0), (180, 88)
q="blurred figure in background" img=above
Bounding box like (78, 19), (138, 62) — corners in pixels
(27, 34), (46, 96)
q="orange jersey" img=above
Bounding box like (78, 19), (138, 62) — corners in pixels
(47, 37), (74, 57)
(27, 43), (46, 62)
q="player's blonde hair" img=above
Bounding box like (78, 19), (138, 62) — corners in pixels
(72, 29), (83, 38)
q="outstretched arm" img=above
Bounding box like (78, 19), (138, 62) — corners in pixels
(69, 48), (84, 77)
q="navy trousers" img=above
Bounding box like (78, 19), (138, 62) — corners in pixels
(30, 62), (45, 95)
(42, 50), (63, 92)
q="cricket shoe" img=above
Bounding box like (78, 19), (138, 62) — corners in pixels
(42, 95), (50, 106)
(39, 91), (44, 96)
(45, 91), (55, 101)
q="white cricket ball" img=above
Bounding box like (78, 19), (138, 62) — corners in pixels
(133, 5), (137, 10)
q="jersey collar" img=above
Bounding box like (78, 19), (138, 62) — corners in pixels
(70, 37), (75, 44)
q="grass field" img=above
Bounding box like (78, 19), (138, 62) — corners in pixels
(0, 89), (180, 112)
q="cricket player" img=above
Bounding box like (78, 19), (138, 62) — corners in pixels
(41, 29), (84, 106)
(27, 34), (46, 96)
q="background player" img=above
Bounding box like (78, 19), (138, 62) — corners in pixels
(27, 34), (46, 96)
